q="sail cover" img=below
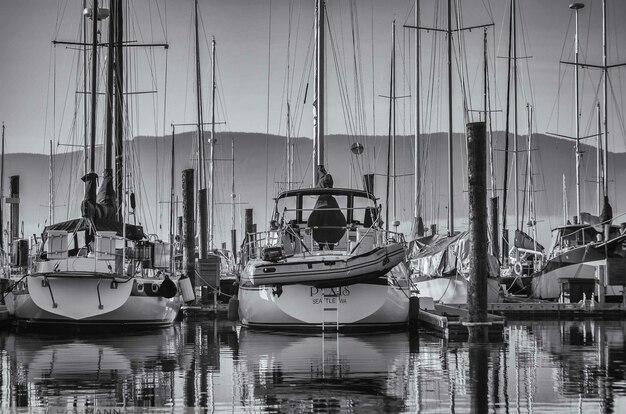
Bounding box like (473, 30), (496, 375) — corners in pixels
(410, 231), (499, 278)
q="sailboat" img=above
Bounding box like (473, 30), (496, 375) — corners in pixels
(407, 0), (501, 305)
(5, 0), (181, 328)
(237, 0), (410, 331)
(530, 0), (626, 302)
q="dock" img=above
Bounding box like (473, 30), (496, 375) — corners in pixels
(417, 299), (506, 341)
(489, 300), (626, 319)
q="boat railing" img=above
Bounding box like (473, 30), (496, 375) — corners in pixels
(243, 225), (405, 262)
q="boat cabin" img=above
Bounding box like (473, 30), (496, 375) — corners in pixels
(244, 187), (395, 259)
(547, 224), (623, 259)
(34, 218), (172, 276)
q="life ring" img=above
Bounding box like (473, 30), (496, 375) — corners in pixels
(513, 262), (523, 276)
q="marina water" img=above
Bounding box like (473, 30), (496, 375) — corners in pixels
(0, 319), (625, 412)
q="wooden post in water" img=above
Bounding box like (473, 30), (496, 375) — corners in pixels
(466, 122), (489, 342)
(182, 169), (196, 289)
(490, 196), (499, 258)
(199, 188), (208, 259)
(245, 208), (254, 259)
(9, 176), (19, 243)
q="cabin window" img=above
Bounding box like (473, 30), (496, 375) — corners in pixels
(352, 197), (377, 227)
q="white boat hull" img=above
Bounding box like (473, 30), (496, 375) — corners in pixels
(531, 260), (624, 300)
(6, 276), (181, 327)
(412, 275), (502, 305)
(238, 278), (409, 330)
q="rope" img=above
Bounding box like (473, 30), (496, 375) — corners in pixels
(193, 269), (234, 299)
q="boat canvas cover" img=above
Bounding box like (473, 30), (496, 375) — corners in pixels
(410, 231), (499, 278)
(43, 218), (144, 241)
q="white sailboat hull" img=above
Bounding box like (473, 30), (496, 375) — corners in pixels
(531, 260), (624, 300)
(238, 278), (409, 330)
(412, 275), (502, 305)
(6, 276), (181, 327)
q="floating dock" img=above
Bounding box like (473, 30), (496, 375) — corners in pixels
(489, 300), (626, 319)
(417, 299), (506, 341)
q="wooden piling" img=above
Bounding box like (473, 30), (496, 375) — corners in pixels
(182, 169), (195, 288)
(245, 208), (253, 234)
(466, 122), (488, 342)
(230, 229), (237, 261)
(9, 175), (19, 242)
(199, 188), (208, 259)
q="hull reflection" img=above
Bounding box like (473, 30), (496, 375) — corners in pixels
(235, 329), (413, 412)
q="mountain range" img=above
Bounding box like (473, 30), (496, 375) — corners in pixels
(3, 130), (625, 250)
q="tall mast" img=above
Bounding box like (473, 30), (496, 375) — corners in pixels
(484, 29), (495, 197)
(387, 20), (398, 226)
(231, 137), (236, 239)
(170, 125), (176, 272)
(414, 0), (421, 227)
(513, 0), (519, 230)
(385, 20), (396, 233)
(526, 104), (535, 240)
(194, 0), (205, 190)
(447, 0), (454, 235)
(105, 0), (115, 173)
(570, 2), (584, 222)
(209, 37), (216, 250)
(501, 0), (513, 263)
(89, 0), (99, 174)
(596, 103), (602, 214)
(313, 0), (325, 185)
(114, 0), (123, 218)
(49, 140), (55, 224)
(83, 0), (88, 178)
(170, 125), (176, 239)
(602, 0), (608, 199)
(286, 102), (292, 190)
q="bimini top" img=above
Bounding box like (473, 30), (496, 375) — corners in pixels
(275, 187), (377, 202)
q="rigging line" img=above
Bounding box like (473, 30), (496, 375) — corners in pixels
(326, 16), (357, 143)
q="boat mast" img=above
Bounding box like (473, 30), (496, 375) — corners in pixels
(446, 0), (454, 235)
(231, 137), (236, 253)
(170, 124), (176, 273)
(83, 0), (88, 179)
(596, 103), (602, 213)
(313, 0), (325, 185)
(286, 102), (292, 190)
(513, 0), (519, 231)
(114, 0), (123, 219)
(385, 20), (396, 233)
(209, 37), (216, 250)
(526, 104), (536, 248)
(88, 0), (99, 174)
(194, 0), (205, 191)
(570, 2), (584, 222)
(49, 140), (54, 224)
(414, 0), (422, 232)
(602, 0), (608, 200)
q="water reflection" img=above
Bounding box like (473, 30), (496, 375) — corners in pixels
(0, 320), (624, 411)
(236, 329), (412, 412)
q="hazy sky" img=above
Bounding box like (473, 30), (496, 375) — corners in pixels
(1, 0), (626, 155)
